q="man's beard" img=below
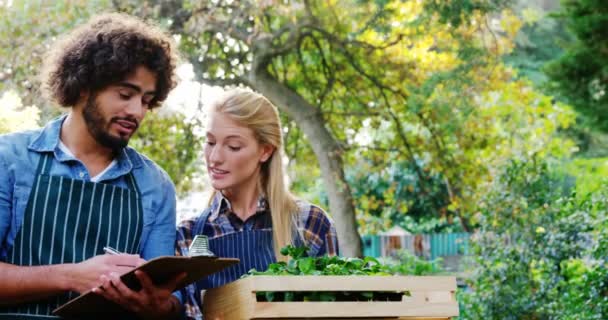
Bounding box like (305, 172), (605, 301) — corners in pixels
(82, 95), (139, 151)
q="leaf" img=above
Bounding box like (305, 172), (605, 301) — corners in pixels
(265, 291), (275, 302)
(361, 292), (374, 301)
(284, 291), (295, 302)
(298, 257), (315, 274)
(319, 292), (337, 302)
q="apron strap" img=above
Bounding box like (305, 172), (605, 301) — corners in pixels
(36, 153), (54, 175)
(195, 203), (306, 248)
(36, 153), (138, 197)
(194, 207), (213, 236)
(125, 172), (141, 196)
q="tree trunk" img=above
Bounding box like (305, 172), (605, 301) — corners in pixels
(250, 69), (362, 257)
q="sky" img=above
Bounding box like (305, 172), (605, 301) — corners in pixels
(164, 63), (224, 125)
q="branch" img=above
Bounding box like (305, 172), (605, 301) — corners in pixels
(305, 27), (409, 99)
(266, 26), (314, 58)
(192, 55), (252, 88)
(353, 4), (387, 36)
(295, 38), (317, 91)
(307, 25), (405, 52)
(308, 33), (334, 106)
(331, 78), (382, 115)
(181, 2), (255, 43)
(198, 17), (251, 43)
(199, 75), (252, 88)
(268, 59), (281, 81)
(344, 145), (401, 152)
(379, 89), (428, 191)
(323, 110), (382, 117)
(303, 0), (318, 23)
(157, 0), (192, 33)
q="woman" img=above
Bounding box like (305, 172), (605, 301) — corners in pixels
(175, 88), (339, 318)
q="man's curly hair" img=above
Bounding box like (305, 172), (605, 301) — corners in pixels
(41, 13), (178, 109)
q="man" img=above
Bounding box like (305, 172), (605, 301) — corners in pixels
(0, 13), (183, 319)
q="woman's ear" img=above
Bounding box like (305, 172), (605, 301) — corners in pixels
(260, 144), (275, 163)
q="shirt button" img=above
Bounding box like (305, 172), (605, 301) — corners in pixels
(79, 172), (85, 178)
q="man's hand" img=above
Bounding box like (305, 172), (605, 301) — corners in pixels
(93, 270), (187, 320)
(70, 254), (145, 293)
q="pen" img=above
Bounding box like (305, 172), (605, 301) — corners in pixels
(103, 246), (138, 268)
(103, 246), (122, 255)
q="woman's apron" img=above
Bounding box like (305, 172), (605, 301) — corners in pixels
(196, 209), (277, 290)
(186, 208), (304, 311)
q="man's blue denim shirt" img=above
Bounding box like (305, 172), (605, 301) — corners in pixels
(0, 115), (176, 260)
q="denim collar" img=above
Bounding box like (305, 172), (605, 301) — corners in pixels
(27, 114), (143, 179)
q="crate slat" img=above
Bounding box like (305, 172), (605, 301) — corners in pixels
(253, 302), (459, 318)
(249, 276), (457, 292)
(203, 275), (459, 320)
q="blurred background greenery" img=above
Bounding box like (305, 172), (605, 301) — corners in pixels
(1, 0), (607, 318)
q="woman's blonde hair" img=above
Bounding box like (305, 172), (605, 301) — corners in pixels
(209, 88), (299, 261)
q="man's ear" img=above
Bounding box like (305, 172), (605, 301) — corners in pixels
(260, 144), (275, 163)
(73, 90), (90, 110)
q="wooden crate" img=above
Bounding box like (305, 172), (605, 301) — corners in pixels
(202, 276), (459, 319)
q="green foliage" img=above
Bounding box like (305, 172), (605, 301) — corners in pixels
(555, 197), (608, 319)
(130, 112), (203, 195)
(249, 245), (392, 276)
(397, 215), (465, 234)
(424, 0), (514, 27)
(152, 0), (577, 234)
(248, 245), (440, 277)
(503, 2), (606, 157)
(380, 249), (443, 276)
(0, 0), (112, 121)
(559, 157), (608, 196)
(545, 0), (608, 131)
(459, 160), (607, 319)
(504, 4), (573, 84)
(346, 159), (463, 234)
(2, 0), (578, 241)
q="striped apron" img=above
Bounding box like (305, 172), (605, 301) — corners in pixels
(194, 209), (304, 290)
(0, 153), (143, 319)
(202, 229), (276, 289)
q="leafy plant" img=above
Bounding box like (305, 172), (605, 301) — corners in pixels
(246, 245), (440, 302)
(382, 250), (443, 276)
(459, 160), (607, 319)
(346, 159), (460, 234)
(248, 245), (394, 276)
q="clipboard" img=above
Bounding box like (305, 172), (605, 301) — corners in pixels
(52, 255), (239, 319)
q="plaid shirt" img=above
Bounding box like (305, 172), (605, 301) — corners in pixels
(175, 192), (339, 319)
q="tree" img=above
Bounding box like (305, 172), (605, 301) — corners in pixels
(2, 0), (577, 257)
(545, 0), (608, 131)
(346, 159), (457, 235)
(460, 160), (606, 319)
(116, 0), (531, 256)
(140, 0), (576, 246)
(504, 0), (572, 84)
